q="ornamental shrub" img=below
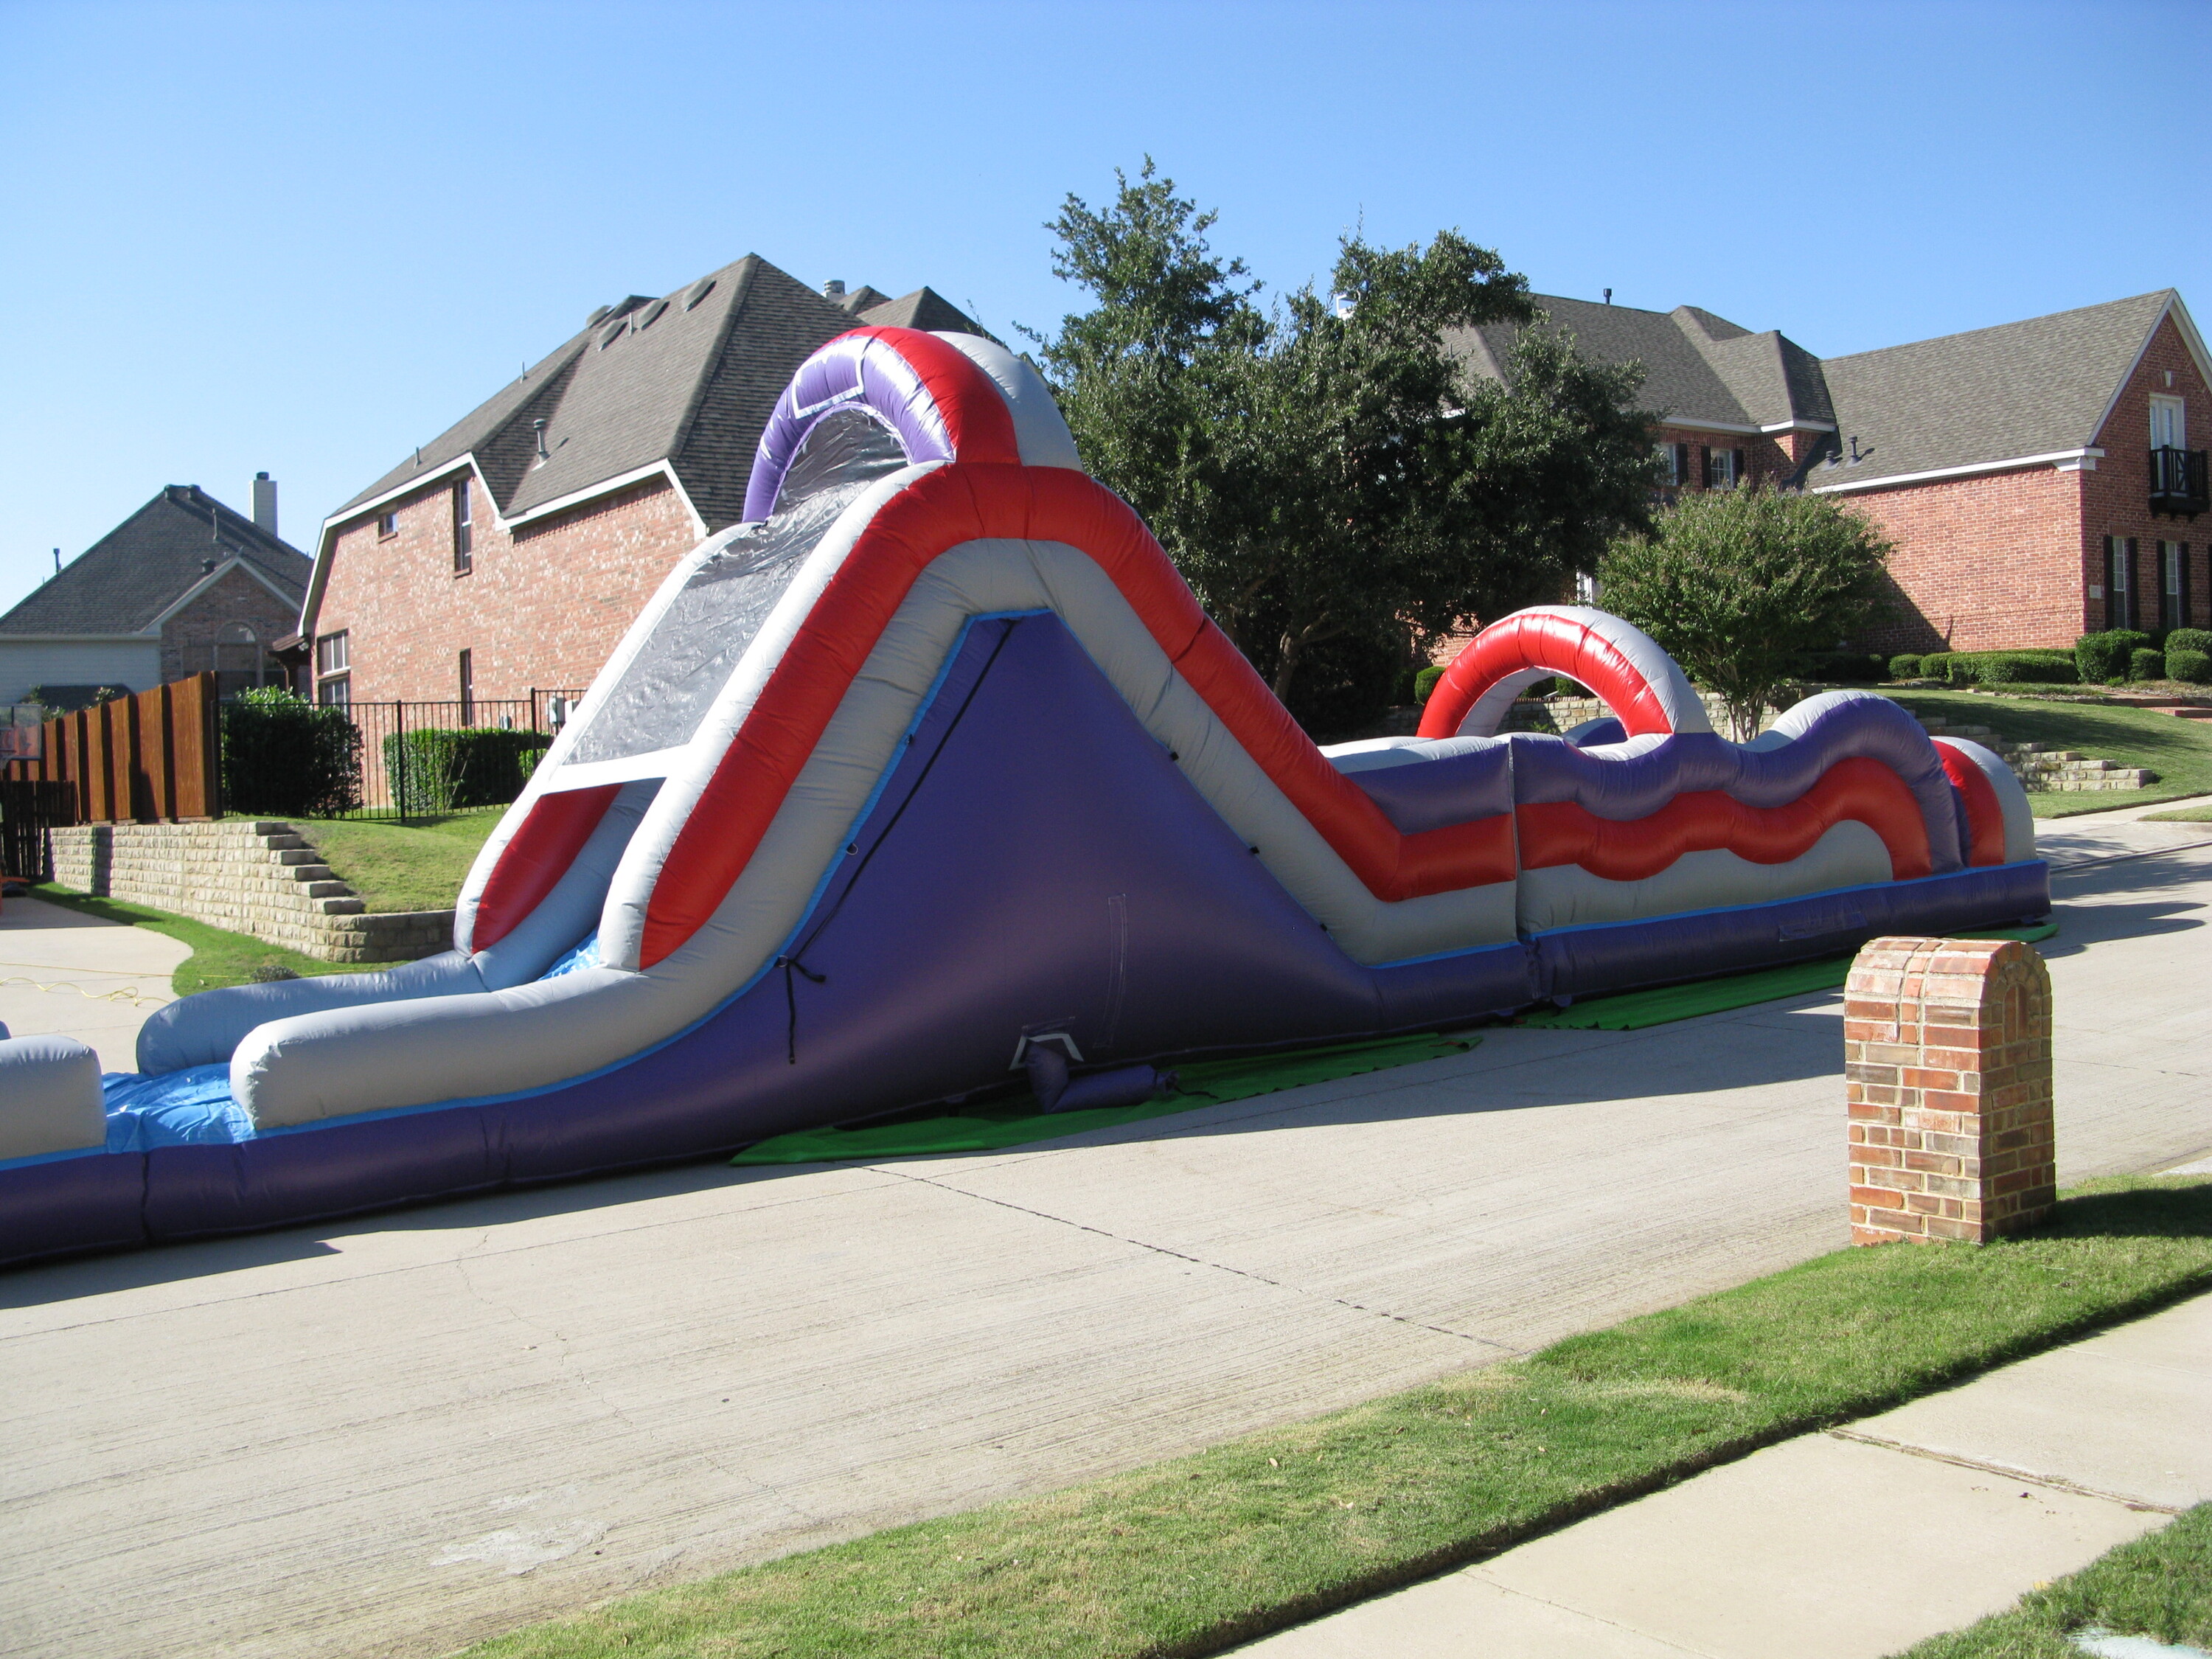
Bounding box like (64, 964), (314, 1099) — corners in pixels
(220, 687), (363, 818)
(383, 727), (552, 816)
(1919, 653), (1955, 683)
(2167, 647), (2212, 685)
(1887, 654), (1924, 681)
(2130, 647), (2168, 682)
(1973, 652), (2079, 685)
(2165, 627), (2212, 657)
(2076, 630), (2154, 684)
(1798, 650), (1884, 684)
(1413, 663), (1448, 704)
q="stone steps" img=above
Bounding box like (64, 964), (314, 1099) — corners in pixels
(1916, 719), (2157, 792)
(48, 819), (453, 963)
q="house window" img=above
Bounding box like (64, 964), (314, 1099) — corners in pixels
(1702, 446), (1744, 490)
(316, 630), (350, 707)
(2162, 540), (2189, 631)
(1657, 442), (1688, 487)
(376, 510), (399, 540)
(453, 479), (473, 575)
(2107, 536), (2138, 630)
(2151, 394), (2186, 451)
(458, 648), (474, 726)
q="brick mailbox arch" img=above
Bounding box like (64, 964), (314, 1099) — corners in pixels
(1844, 936), (2056, 1245)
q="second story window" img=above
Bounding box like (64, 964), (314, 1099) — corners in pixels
(453, 479), (473, 575)
(376, 509), (399, 540)
(2152, 394), (2186, 451)
(1703, 446), (1745, 490)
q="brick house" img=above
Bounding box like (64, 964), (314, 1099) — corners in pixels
(0, 479), (309, 709)
(299, 255), (981, 709)
(1453, 288), (2211, 655)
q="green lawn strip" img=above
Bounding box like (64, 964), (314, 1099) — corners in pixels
(461, 1175), (2212, 1659)
(1520, 922), (2059, 1032)
(2145, 802), (2212, 823)
(27, 883), (377, 995)
(1881, 689), (2212, 818)
(223, 810), (501, 914)
(1891, 1502), (2212, 1658)
(734, 1033), (1477, 1165)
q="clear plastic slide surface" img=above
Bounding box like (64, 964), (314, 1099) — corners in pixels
(0, 327), (2048, 1265)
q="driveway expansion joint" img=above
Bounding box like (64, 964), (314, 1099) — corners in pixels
(884, 1167), (1523, 1354)
(1822, 1428), (2182, 1514)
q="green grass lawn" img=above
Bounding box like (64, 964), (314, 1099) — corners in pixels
(1894, 1502), (2212, 1658)
(28, 884), (378, 994)
(464, 1175), (2212, 1659)
(226, 810), (503, 913)
(2146, 802), (2212, 823)
(1880, 690), (2212, 817)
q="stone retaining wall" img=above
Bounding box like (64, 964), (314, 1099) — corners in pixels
(49, 821), (453, 964)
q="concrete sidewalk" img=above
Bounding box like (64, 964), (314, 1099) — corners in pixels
(1234, 1290), (2211, 1659)
(0, 827), (2204, 1659)
(0, 894), (184, 1071)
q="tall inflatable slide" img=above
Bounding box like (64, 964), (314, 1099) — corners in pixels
(0, 329), (2047, 1264)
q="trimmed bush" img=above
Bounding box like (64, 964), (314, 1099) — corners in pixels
(383, 727), (552, 816)
(2167, 647), (2212, 685)
(1413, 664), (1447, 704)
(1798, 651), (1884, 684)
(2076, 630), (2154, 684)
(1887, 653), (1924, 681)
(220, 688), (363, 818)
(1970, 651), (2080, 686)
(2165, 627), (2212, 657)
(2130, 647), (2168, 682)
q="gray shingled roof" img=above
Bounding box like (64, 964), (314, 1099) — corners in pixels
(1, 485), (310, 636)
(1447, 293), (1832, 431)
(1809, 291), (2174, 488)
(333, 259), (985, 538)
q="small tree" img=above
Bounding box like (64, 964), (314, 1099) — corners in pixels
(1598, 487), (1893, 740)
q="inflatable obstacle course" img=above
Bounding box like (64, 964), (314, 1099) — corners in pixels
(0, 327), (2048, 1265)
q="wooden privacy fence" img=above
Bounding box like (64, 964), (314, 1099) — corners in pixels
(0, 673), (221, 823)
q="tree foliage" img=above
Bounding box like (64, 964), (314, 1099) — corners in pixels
(1596, 487), (1894, 740)
(1026, 161), (1659, 730)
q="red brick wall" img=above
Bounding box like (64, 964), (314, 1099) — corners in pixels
(2080, 314), (2212, 635)
(1843, 466), (2089, 654)
(314, 470), (701, 704)
(1652, 424), (1801, 498)
(159, 566), (305, 685)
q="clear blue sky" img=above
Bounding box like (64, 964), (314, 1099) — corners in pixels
(3, 0), (2206, 614)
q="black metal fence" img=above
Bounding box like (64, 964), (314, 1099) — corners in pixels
(0, 779), (74, 880)
(223, 688), (586, 824)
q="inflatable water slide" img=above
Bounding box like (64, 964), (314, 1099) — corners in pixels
(0, 328), (2048, 1265)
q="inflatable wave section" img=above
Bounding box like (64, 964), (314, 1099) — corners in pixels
(0, 327), (2048, 1265)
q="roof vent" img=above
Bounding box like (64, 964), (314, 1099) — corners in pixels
(683, 277), (715, 312)
(532, 418), (549, 466)
(636, 297), (669, 331)
(587, 305), (613, 327)
(824, 279), (846, 298)
(598, 317), (629, 349)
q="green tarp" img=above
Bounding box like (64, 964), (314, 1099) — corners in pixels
(1518, 921), (2060, 1031)
(731, 1032), (1478, 1166)
(731, 921), (2059, 1165)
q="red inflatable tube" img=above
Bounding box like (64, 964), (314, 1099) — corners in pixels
(843, 327), (1023, 465)
(1515, 756), (1935, 883)
(640, 464), (1520, 966)
(473, 784), (622, 949)
(1418, 610), (1674, 740)
(1933, 740), (2008, 867)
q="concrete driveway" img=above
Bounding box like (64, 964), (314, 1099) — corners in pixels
(0, 894), (184, 1071)
(1, 823), (2206, 1659)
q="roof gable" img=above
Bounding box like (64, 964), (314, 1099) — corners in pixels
(1814, 291), (2175, 487)
(0, 486), (311, 637)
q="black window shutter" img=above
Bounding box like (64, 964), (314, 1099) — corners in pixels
(1733, 448), (1747, 487)
(2130, 538), (2141, 631)
(1674, 442), (1690, 485)
(1700, 445), (1713, 487)
(2104, 537), (2118, 630)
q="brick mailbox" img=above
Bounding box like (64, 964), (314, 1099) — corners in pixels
(1844, 936), (2056, 1245)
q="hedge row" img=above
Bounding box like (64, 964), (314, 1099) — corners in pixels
(382, 728), (552, 816)
(1888, 650), (2079, 686)
(220, 689), (364, 818)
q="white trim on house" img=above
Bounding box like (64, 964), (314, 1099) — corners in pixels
(0, 633), (154, 643)
(300, 457), (708, 638)
(2084, 292), (2212, 459)
(145, 555), (302, 632)
(1652, 417), (1838, 437)
(1809, 448), (2106, 495)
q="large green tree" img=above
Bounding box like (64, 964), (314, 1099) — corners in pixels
(1026, 161), (1659, 728)
(1597, 486), (1895, 740)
